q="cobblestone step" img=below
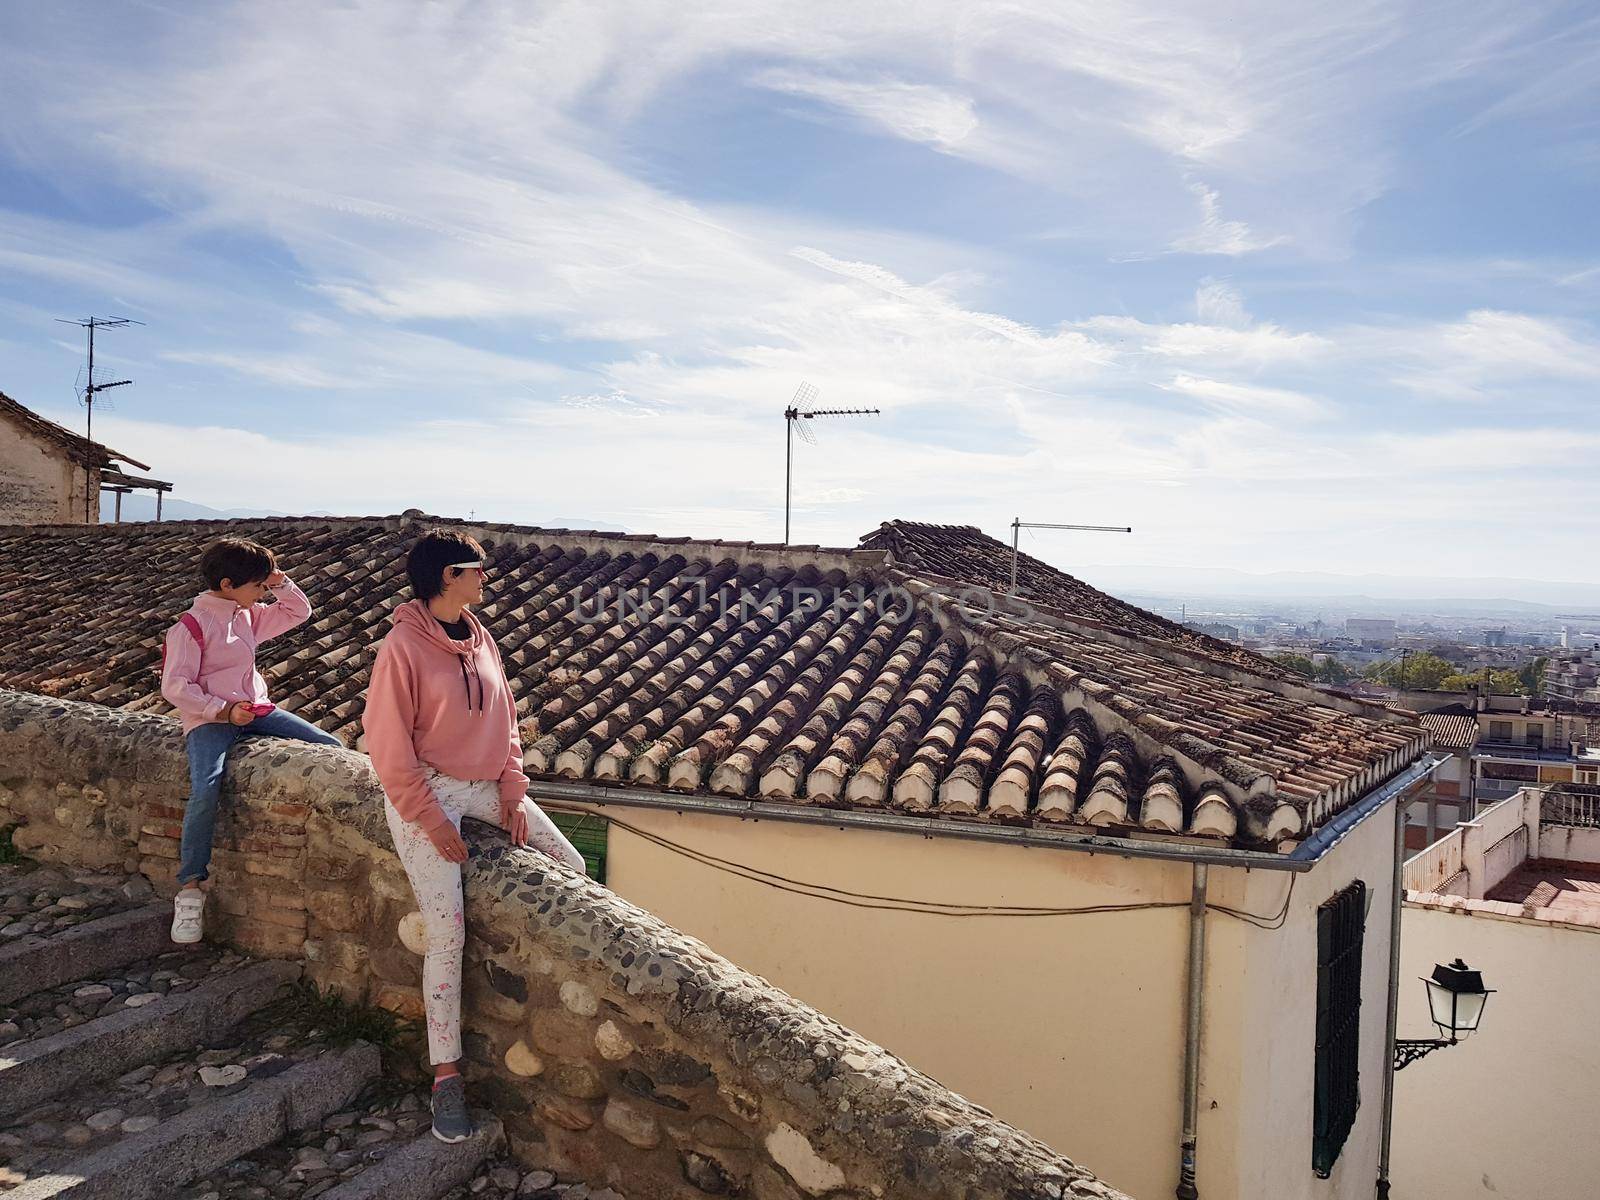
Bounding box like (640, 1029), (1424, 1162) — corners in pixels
(0, 866), (597, 1200)
(0, 960), (301, 1119)
(264, 1113), (501, 1200)
(3, 1040), (381, 1200)
(0, 903), (170, 1006)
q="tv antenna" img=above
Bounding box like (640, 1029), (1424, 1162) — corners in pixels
(783, 384), (878, 545)
(1010, 517), (1133, 594)
(56, 315), (143, 522)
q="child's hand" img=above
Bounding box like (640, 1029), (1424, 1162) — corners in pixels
(509, 804), (531, 847)
(426, 822), (469, 864)
(227, 702), (257, 726)
(264, 570), (287, 588)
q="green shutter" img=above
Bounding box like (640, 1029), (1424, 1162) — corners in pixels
(1312, 880), (1366, 1178)
(550, 811), (608, 884)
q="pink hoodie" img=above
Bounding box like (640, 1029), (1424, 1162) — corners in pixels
(361, 600), (529, 837)
(160, 578), (313, 735)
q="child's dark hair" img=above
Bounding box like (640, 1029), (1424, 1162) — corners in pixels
(407, 530), (485, 601)
(200, 538), (276, 591)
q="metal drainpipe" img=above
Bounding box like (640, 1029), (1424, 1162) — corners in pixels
(1375, 772), (1407, 1199)
(1176, 862), (1208, 1200)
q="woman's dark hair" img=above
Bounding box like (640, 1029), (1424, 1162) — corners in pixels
(200, 538), (276, 590)
(407, 530), (485, 601)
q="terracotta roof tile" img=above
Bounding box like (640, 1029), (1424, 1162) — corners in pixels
(1418, 707), (1479, 751)
(0, 513), (1428, 850)
(860, 519), (1288, 677)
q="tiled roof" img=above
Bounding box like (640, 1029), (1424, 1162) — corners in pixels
(0, 514), (1427, 850)
(0, 391), (150, 472)
(860, 520), (1287, 676)
(1484, 861), (1600, 917)
(1419, 706), (1479, 751)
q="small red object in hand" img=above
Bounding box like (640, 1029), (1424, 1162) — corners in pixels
(245, 703), (276, 716)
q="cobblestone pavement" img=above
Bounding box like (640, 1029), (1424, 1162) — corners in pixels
(0, 942), (238, 1048)
(2, 988), (344, 1184)
(0, 863), (152, 946)
(180, 1078), (623, 1200)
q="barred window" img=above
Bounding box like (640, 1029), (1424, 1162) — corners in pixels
(1313, 880), (1366, 1178)
(550, 811), (609, 884)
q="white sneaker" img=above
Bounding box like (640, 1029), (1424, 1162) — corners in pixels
(171, 889), (205, 944)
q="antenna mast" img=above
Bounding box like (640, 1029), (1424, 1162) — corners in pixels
(55, 316), (142, 522)
(783, 384), (879, 545)
(1010, 517), (1133, 594)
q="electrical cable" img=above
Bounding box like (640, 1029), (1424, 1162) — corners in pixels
(540, 803), (1295, 928)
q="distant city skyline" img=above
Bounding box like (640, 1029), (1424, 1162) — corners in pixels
(4, 3), (1599, 580)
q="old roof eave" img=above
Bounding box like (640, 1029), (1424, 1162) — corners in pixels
(893, 571), (1432, 844)
(888, 563), (1409, 726)
(892, 575), (1266, 787)
(525, 774), (1330, 873)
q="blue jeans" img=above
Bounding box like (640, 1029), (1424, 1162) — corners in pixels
(178, 709), (341, 885)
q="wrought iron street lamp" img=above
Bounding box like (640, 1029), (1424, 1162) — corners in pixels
(1393, 959), (1494, 1071)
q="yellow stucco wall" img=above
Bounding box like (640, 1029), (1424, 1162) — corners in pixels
(553, 800), (1398, 1200)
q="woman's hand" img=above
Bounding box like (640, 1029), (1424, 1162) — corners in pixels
(509, 803), (531, 848)
(426, 822), (469, 863)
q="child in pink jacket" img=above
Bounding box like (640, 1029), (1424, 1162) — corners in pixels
(160, 537), (340, 943)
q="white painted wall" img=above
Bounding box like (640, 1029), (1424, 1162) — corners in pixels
(1392, 899), (1600, 1199)
(1403, 789), (1540, 899)
(1211, 797), (1398, 1200)
(1538, 823), (1600, 862)
(1405, 825), (1466, 894)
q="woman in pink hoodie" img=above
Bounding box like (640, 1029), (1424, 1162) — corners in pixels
(362, 529), (584, 1144)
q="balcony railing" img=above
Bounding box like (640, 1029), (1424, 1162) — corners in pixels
(1474, 740), (1573, 763)
(1545, 788), (1600, 828)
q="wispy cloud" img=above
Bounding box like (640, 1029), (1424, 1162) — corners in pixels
(1387, 308), (1600, 399)
(1162, 373), (1328, 419)
(1170, 183), (1287, 256)
(1194, 279), (1250, 327)
(753, 70), (979, 151)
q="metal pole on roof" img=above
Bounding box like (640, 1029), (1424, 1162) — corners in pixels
(781, 383), (877, 546)
(1009, 518), (1134, 593)
(55, 316), (140, 523)
(1175, 862), (1208, 1200)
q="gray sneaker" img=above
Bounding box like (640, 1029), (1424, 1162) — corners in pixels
(431, 1075), (473, 1143)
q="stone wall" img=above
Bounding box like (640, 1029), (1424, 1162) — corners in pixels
(0, 688), (1126, 1200)
(0, 419), (90, 525)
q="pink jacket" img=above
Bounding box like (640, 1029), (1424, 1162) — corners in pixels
(360, 600), (529, 836)
(160, 578), (313, 735)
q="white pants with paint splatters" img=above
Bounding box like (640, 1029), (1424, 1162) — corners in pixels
(385, 769), (586, 1065)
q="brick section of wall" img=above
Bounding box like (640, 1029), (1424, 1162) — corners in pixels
(0, 688), (1128, 1200)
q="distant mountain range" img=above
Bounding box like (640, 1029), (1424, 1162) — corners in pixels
(1078, 564), (1600, 617)
(100, 496), (631, 533)
(99, 494), (298, 522)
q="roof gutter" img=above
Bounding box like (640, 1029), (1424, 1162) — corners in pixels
(527, 761), (1437, 874)
(1283, 753), (1446, 865)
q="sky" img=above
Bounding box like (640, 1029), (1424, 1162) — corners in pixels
(2, 1), (1599, 588)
